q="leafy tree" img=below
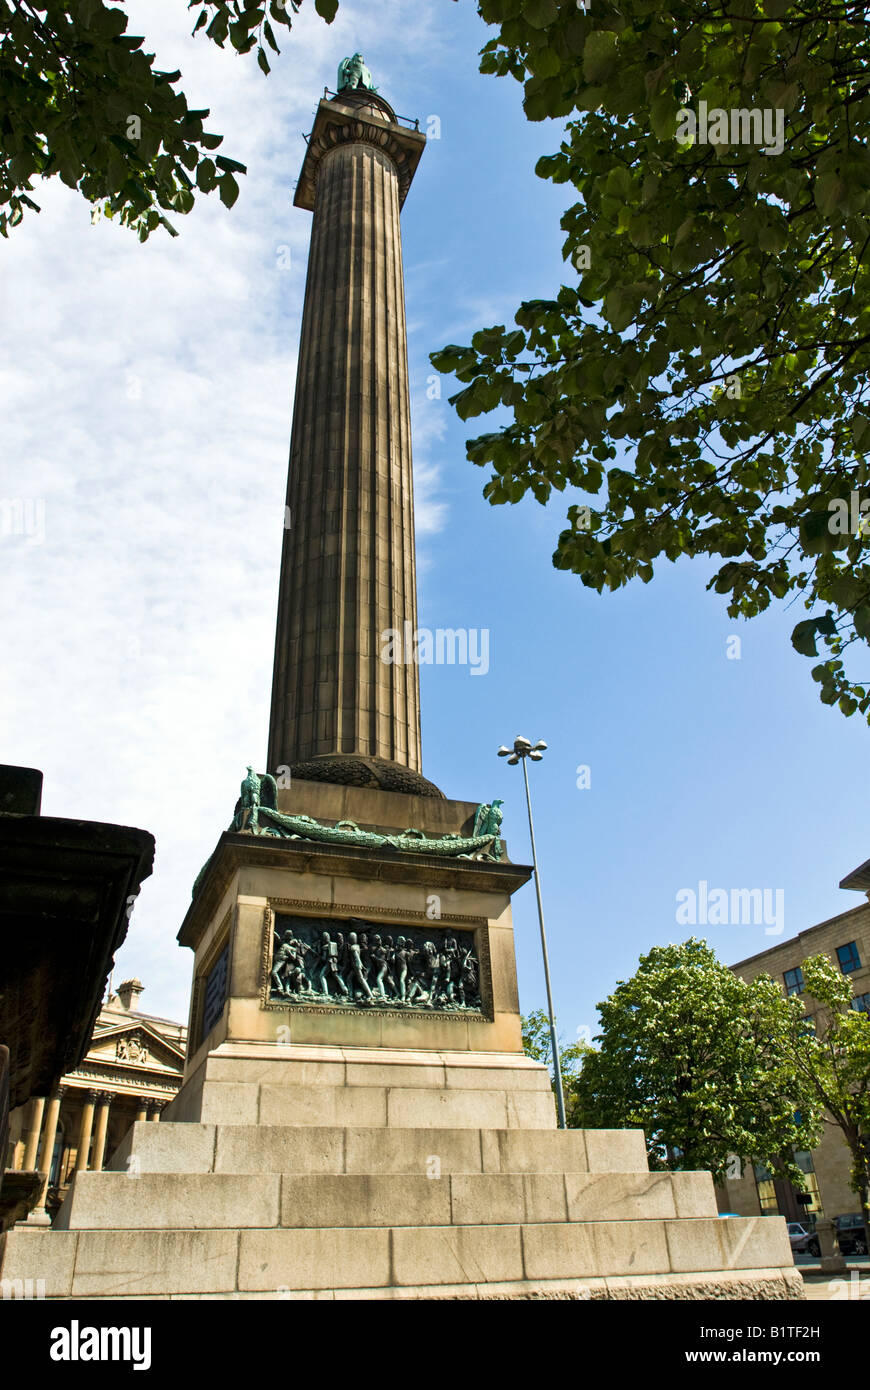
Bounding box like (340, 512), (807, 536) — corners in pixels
(780, 952), (870, 1251)
(522, 1005), (591, 1123)
(433, 0), (870, 720)
(572, 938), (822, 1184)
(0, 0), (339, 241)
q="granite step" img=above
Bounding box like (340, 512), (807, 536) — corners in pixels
(1, 1215), (798, 1298)
(54, 1168), (718, 1231)
(108, 1121), (650, 1178)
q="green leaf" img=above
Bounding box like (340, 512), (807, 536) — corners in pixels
(314, 0), (339, 20)
(853, 415), (870, 453)
(815, 173), (847, 217)
(523, 0), (558, 28)
(791, 619), (820, 657)
(583, 30), (618, 85)
(218, 172), (240, 207)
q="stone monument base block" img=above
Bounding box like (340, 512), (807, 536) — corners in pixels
(162, 1042), (559, 1129)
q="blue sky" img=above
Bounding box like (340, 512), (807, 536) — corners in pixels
(1, 0), (867, 1037)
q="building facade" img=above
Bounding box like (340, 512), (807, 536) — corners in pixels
(5, 979), (185, 1222)
(719, 885), (870, 1225)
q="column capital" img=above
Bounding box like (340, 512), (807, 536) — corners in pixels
(295, 91), (425, 212)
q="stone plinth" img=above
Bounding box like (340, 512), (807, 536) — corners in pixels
(176, 783), (531, 1085)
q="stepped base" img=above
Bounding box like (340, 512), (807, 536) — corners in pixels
(0, 1048), (801, 1300)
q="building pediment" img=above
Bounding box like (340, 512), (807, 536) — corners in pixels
(87, 1021), (184, 1074)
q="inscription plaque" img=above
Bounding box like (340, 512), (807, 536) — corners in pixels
(201, 944), (229, 1041)
(270, 914), (483, 1014)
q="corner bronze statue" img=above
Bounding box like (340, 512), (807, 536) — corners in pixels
(337, 53), (376, 93)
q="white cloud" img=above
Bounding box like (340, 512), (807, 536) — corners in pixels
(0, 0), (449, 1022)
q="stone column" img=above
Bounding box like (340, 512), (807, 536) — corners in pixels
(74, 1090), (97, 1173)
(134, 1102), (148, 1124)
(30, 1086), (64, 1223)
(267, 89), (430, 790)
(146, 1101), (163, 1123)
(90, 1092), (113, 1171)
(21, 1096), (45, 1170)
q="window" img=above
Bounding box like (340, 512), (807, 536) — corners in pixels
(754, 1164), (779, 1213)
(794, 1152), (823, 1215)
(755, 1154), (823, 1217)
(836, 941), (862, 974)
(852, 993), (870, 1015)
(756, 1177), (779, 1213)
(784, 967), (804, 996)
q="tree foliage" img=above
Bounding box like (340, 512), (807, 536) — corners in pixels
(521, 1005), (591, 1121)
(572, 938), (823, 1183)
(780, 952), (870, 1244)
(0, 0), (339, 241)
(433, 0), (870, 720)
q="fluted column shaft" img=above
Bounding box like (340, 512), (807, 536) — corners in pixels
(21, 1095), (45, 1170)
(31, 1087), (63, 1219)
(74, 1091), (97, 1173)
(268, 135), (421, 773)
(90, 1093), (112, 1171)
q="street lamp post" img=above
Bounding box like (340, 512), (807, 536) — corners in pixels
(498, 735), (567, 1130)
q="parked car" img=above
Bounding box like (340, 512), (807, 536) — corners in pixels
(786, 1222), (820, 1256)
(834, 1213), (868, 1256)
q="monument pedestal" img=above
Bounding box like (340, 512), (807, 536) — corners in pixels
(0, 783), (801, 1299)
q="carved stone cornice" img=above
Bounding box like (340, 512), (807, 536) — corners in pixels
(310, 117), (416, 204)
(294, 94), (425, 212)
(180, 832), (533, 952)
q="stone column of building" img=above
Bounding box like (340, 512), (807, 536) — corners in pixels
(30, 1086), (64, 1221)
(74, 1090), (97, 1173)
(146, 1101), (162, 1123)
(134, 1102), (148, 1124)
(20, 1095), (45, 1170)
(267, 88), (436, 798)
(90, 1093), (112, 1171)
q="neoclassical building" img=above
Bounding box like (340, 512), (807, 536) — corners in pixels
(5, 979), (185, 1221)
